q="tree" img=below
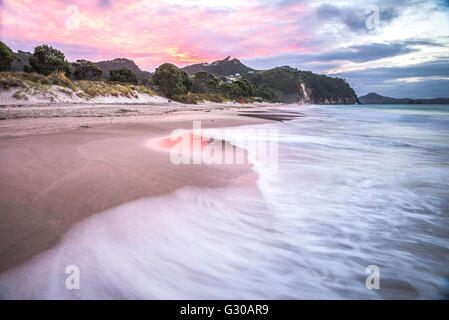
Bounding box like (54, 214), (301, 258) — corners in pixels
(257, 84), (279, 102)
(0, 41), (15, 71)
(228, 79), (256, 98)
(28, 45), (72, 76)
(192, 71), (219, 93)
(23, 65), (33, 73)
(73, 60), (103, 80)
(238, 79), (256, 97)
(181, 68), (193, 92)
(109, 67), (138, 84)
(152, 63), (192, 97)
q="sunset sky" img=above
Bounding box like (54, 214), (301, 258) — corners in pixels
(0, 0), (448, 98)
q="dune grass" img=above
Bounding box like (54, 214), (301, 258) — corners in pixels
(173, 92), (230, 104)
(0, 71), (157, 100)
(172, 92), (265, 104)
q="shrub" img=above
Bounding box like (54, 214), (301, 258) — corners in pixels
(192, 71), (219, 93)
(234, 79), (256, 97)
(23, 65), (32, 73)
(152, 63), (192, 97)
(73, 60), (103, 80)
(28, 45), (72, 76)
(217, 79), (256, 99)
(173, 92), (199, 104)
(257, 84), (279, 102)
(173, 92), (228, 104)
(44, 72), (75, 90)
(109, 67), (138, 84)
(0, 72), (46, 89)
(0, 41), (15, 71)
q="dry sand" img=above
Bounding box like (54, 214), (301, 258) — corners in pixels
(0, 102), (292, 273)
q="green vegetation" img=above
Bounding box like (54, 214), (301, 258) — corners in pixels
(0, 41), (15, 71)
(0, 72), (46, 90)
(44, 72), (77, 91)
(1, 41), (358, 105)
(153, 63), (192, 97)
(231, 79), (256, 98)
(27, 45), (72, 76)
(109, 67), (138, 84)
(0, 71), (156, 100)
(73, 60), (103, 80)
(192, 71), (219, 93)
(297, 71), (356, 103)
(257, 84), (279, 102)
(173, 92), (229, 104)
(11, 50), (32, 72)
(215, 79), (257, 100)
(188, 71), (266, 103)
(244, 66), (356, 103)
(183, 56), (253, 76)
(1, 42), (277, 104)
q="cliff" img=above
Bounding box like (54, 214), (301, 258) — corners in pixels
(243, 67), (359, 104)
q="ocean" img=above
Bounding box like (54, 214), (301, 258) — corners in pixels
(1, 104), (448, 299)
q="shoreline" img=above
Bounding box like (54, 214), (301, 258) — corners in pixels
(0, 103), (294, 273)
(0, 101), (289, 137)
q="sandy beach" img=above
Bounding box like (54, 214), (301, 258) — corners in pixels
(2, 102), (448, 300)
(0, 102), (283, 273)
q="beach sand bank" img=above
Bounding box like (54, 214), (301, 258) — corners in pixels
(0, 103), (295, 273)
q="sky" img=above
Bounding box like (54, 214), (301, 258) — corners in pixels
(0, 0), (448, 98)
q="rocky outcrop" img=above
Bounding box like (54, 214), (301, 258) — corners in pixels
(299, 81), (359, 104)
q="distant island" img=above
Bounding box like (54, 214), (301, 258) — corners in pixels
(359, 92), (449, 105)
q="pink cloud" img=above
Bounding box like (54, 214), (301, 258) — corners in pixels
(0, 0), (312, 70)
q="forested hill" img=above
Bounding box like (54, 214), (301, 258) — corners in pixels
(244, 67), (358, 104)
(94, 58), (152, 81)
(183, 56), (253, 76)
(183, 58), (359, 104)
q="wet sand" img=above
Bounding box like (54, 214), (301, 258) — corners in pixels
(0, 107), (283, 273)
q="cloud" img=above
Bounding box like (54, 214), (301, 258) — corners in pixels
(0, 0), (448, 97)
(335, 59), (449, 98)
(315, 3), (399, 33)
(243, 42), (420, 72)
(98, 0), (112, 7)
(360, 78), (449, 99)
(315, 43), (415, 63)
(337, 59), (449, 81)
